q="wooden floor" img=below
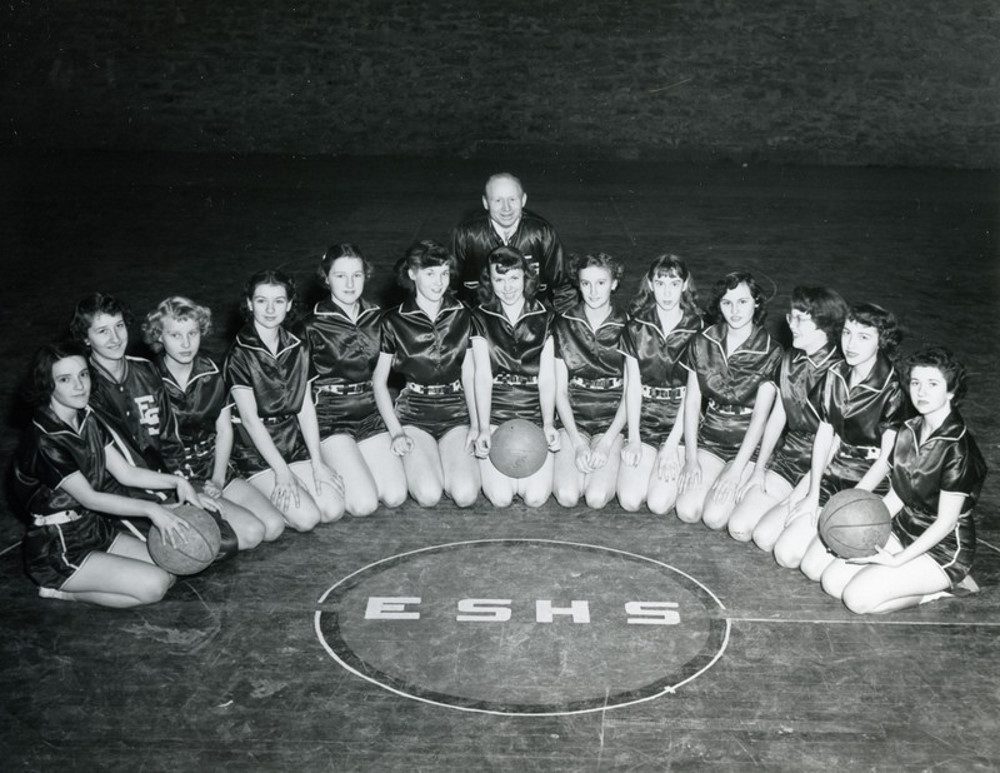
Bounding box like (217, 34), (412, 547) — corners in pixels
(1, 151), (998, 770)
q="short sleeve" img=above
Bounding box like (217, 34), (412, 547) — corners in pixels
(224, 347), (255, 391)
(380, 316), (398, 356)
(877, 379), (908, 436)
(36, 437), (82, 488)
(678, 334), (701, 374)
(939, 439), (987, 499)
(618, 322), (639, 360)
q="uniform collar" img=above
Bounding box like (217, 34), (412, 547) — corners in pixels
(632, 305), (701, 340)
(562, 301), (626, 331)
(156, 353), (219, 391)
(33, 404), (94, 437)
(89, 353), (137, 385)
(832, 353), (895, 394)
(905, 408), (967, 446)
(701, 321), (773, 358)
(312, 296), (380, 322)
(235, 323), (301, 359)
(793, 343), (839, 369)
(399, 294), (464, 321)
(476, 296), (547, 324)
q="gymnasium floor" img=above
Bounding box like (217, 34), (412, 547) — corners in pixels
(1, 151), (998, 770)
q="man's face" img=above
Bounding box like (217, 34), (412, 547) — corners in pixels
(482, 177), (526, 230)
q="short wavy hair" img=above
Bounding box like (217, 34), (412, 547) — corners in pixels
(317, 242), (374, 287)
(790, 286), (848, 343)
(629, 253), (699, 316)
(568, 252), (624, 288)
(395, 240), (457, 293)
(142, 296), (213, 352)
(28, 340), (90, 406)
(476, 245), (540, 305)
(846, 303), (903, 355)
(69, 293), (133, 345)
(900, 345), (967, 404)
(241, 269), (299, 324)
(706, 271), (767, 326)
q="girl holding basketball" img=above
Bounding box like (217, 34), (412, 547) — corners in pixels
(372, 240), (481, 507)
(675, 271), (783, 528)
(225, 269), (345, 531)
(616, 255), (702, 514)
(551, 252), (628, 509)
(70, 293), (241, 557)
(143, 296), (285, 546)
(14, 342), (217, 607)
(469, 245), (558, 507)
(818, 346), (987, 612)
(773, 303), (906, 575)
(724, 286), (847, 544)
(304, 244), (406, 516)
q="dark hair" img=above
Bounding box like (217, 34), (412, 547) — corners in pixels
(395, 240), (457, 293)
(241, 269), (298, 324)
(790, 286), (848, 343)
(69, 293), (133, 344)
(29, 341), (89, 405)
(476, 245), (539, 305)
(629, 254), (699, 316)
(569, 252), (624, 288)
(901, 346), (967, 404)
(707, 271), (767, 326)
(317, 243), (374, 286)
(142, 296), (213, 351)
(846, 303), (902, 355)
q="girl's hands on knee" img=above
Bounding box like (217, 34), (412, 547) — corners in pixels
(312, 461), (344, 496)
(656, 443), (680, 481)
(543, 424), (560, 451)
(589, 438), (613, 471)
(271, 470), (301, 511)
(737, 466), (766, 502)
(710, 463), (742, 503)
(574, 441), (592, 474)
(786, 493), (819, 527)
(177, 477), (220, 513)
(464, 427), (479, 456)
(679, 460), (702, 493)
(621, 440), (643, 467)
(847, 544), (901, 567)
(390, 432), (414, 457)
(474, 428), (491, 459)
(202, 479), (224, 499)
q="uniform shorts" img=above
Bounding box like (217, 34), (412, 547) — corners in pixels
(395, 389), (470, 440)
(232, 414), (310, 478)
(490, 384), (542, 426)
(23, 513), (118, 591)
(769, 429), (813, 486)
(567, 385), (622, 438)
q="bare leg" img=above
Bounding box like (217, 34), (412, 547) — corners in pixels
(752, 476), (809, 553)
(702, 461), (756, 531)
(552, 429), (586, 507)
(616, 443), (656, 512)
(400, 426), (444, 507)
(800, 534), (836, 581)
(290, 459), (344, 523)
(842, 553), (950, 614)
(675, 450), (725, 524)
(772, 506), (819, 570)
(584, 432), (623, 509)
(358, 432), (407, 507)
(646, 445), (685, 516)
(321, 434), (379, 517)
(213, 496), (266, 550)
(56, 535), (171, 608)
(439, 426), (481, 507)
(728, 472), (792, 542)
(221, 478), (285, 541)
(480, 426), (516, 507)
(249, 469), (321, 532)
(516, 449), (555, 507)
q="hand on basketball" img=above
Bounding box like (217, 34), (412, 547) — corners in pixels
(847, 544), (901, 567)
(543, 424), (560, 451)
(390, 432), (414, 457)
(621, 440), (643, 467)
(202, 479), (224, 499)
(473, 428), (491, 459)
(148, 505), (192, 549)
(313, 462), (344, 496)
(271, 472), (301, 512)
(656, 444), (680, 481)
(176, 478), (220, 513)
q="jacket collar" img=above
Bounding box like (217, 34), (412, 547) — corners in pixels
(234, 324), (301, 359)
(398, 293), (464, 321)
(156, 353), (220, 392)
(33, 404), (95, 438)
(793, 343), (839, 370)
(632, 305), (701, 341)
(831, 353), (895, 394)
(312, 296), (380, 322)
(904, 408), (967, 447)
(701, 321), (773, 359)
(562, 301), (626, 332)
(476, 296), (547, 325)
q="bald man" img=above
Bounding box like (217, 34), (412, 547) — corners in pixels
(450, 173), (575, 313)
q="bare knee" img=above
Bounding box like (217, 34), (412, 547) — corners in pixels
(238, 518), (267, 550)
(410, 480), (442, 508)
(617, 487), (644, 512)
(675, 493), (703, 524)
(449, 481), (480, 508)
(584, 487), (613, 510)
(347, 490), (379, 518)
(382, 486), (408, 508)
(522, 489), (550, 508)
(842, 584), (878, 615)
(284, 502), (321, 533)
(773, 538), (801, 570)
(131, 568), (172, 606)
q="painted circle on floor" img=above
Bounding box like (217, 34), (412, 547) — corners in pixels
(314, 538), (729, 716)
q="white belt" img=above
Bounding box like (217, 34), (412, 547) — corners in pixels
(32, 510), (82, 527)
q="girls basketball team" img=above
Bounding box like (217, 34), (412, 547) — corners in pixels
(14, 239), (988, 615)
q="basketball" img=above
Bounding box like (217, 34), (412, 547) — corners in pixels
(147, 505), (222, 575)
(489, 419), (549, 478)
(818, 489), (892, 559)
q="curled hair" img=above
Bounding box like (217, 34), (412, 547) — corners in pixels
(569, 252), (624, 288)
(900, 346), (967, 404)
(241, 269), (298, 324)
(395, 240), (457, 293)
(28, 341), (89, 406)
(789, 286), (848, 343)
(317, 242), (374, 287)
(629, 254), (699, 316)
(477, 245), (539, 305)
(846, 302), (902, 355)
(69, 293), (133, 344)
(707, 271), (767, 326)
(142, 297), (213, 352)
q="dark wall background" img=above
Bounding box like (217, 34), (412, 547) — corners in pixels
(3, 0), (999, 167)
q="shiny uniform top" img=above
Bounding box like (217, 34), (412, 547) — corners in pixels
(156, 353), (227, 480)
(890, 410), (988, 584)
(619, 306), (702, 388)
(450, 209), (575, 313)
(88, 354), (182, 473)
(820, 355), (905, 448)
(225, 324), (310, 418)
(303, 298), (383, 387)
(380, 295), (472, 386)
(471, 297), (553, 378)
(682, 322), (783, 408)
(14, 406), (119, 521)
(768, 345), (842, 483)
(14, 406), (121, 589)
(618, 306), (702, 441)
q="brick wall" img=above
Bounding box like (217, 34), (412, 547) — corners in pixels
(4, 0), (998, 167)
